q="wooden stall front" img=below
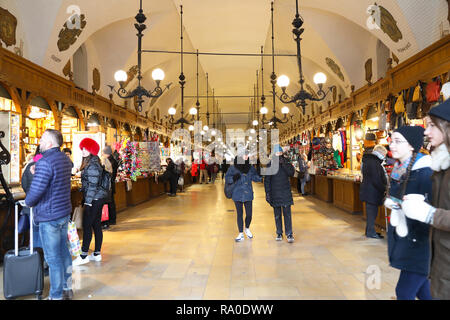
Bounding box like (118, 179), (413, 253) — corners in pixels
(314, 175), (333, 203)
(331, 177), (362, 214)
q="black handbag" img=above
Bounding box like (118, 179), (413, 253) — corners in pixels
(224, 181), (236, 199)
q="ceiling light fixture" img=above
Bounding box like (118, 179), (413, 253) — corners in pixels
(113, 0), (171, 112)
(275, 0), (335, 114)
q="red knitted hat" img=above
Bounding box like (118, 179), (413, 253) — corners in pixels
(79, 138), (100, 156)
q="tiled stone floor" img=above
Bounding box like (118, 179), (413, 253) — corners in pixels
(0, 179), (399, 300)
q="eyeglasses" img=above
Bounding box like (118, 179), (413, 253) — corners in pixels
(389, 139), (408, 146)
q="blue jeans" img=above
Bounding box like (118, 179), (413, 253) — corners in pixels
(38, 215), (72, 299)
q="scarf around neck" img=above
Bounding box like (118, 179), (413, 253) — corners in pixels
(431, 143), (450, 172)
(390, 156), (412, 182)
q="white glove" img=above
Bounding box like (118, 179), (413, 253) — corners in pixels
(384, 197), (401, 210)
(402, 196), (435, 224)
(389, 209), (408, 237)
(84, 203), (92, 207)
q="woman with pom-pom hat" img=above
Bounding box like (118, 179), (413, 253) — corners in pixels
(72, 138), (109, 266)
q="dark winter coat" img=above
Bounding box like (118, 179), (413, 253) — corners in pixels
(429, 165), (450, 299)
(81, 155), (109, 205)
(360, 153), (387, 205)
(264, 155), (295, 207)
(21, 162), (35, 215)
(25, 147), (72, 223)
(107, 155), (119, 195)
(387, 154), (433, 276)
(225, 164), (262, 202)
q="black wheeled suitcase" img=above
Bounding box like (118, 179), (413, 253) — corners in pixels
(3, 202), (44, 300)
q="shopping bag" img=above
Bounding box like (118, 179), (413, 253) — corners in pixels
(72, 205), (83, 229)
(178, 176), (184, 186)
(101, 204), (109, 222)
(67, 221), (82, 257)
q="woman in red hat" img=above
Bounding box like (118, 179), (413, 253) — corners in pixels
(73, 138), (109, 266)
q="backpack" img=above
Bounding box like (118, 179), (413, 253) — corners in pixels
(98, 167), (112, 193)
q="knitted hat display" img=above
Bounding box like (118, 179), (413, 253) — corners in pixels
(394, 126), (425, 152)
(428, 98), (450, 122)
(79, 138), (100, 156)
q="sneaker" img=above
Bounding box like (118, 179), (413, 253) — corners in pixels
(235, 233), (244, 242)
(62, 289), (74, 300)
(89, 253), (102, 262)
(72, 255), (89, 266)
(244, 228), (253, 239)
(287, 234), (294, 243)
(275, 234), (283, 241)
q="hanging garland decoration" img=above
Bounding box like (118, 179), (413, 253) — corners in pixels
(116, 138), (143, 182)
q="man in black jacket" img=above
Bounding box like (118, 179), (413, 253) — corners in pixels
(102, 146), (119, 227)
(360, 144), (388, 239)
(264, 145), (296, 243)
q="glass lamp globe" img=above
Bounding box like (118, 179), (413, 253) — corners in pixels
(203, 125), (209, 131)
(200, 130), (205, 135)
(189, 107), (197, 115)
(313, 72), (327, 85)
(250, 128), (256, 134)
(188, 125), (194, 131)
(211, 129), (216, 136)
(152, 68), (165, 81)
(260, 107), (268, 114)
(281, 106), (289, 114)
(168, 107), (176, 115)
(252, 120), (258, 126)
(249, 136), (253, 141)
(114, 70), (128, 82)
(277, 75), (290, 88)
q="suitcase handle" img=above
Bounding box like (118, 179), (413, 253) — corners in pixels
(15, 201), (33, 257)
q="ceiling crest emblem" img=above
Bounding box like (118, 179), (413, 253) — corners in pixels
(122, 65), (139, 89)
(57, 7), (87, 52)
(325, 58), (345, 82)
(0, 7), (17, 47)
(366, 3), (403, 43)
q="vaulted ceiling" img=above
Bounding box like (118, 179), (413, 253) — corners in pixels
(2, 0), (449, 130)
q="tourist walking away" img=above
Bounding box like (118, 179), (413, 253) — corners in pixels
(402, 100), (450, 299)
(225, 152), (262, 242)
(72, 138), (110, 266)
(360, 144), (388, 239)
(199, 158), (208, 184)
(383, 126), (433, 300)
(297, 153), (310, 196)
(164, 158), (178, 196)
(176, 157), (186, 192)
(191, 160), (198, 183)
(101, 146), (118, 229)
(25, 129), (73, 300)
(264, 145), (296, 243)
(208, 153), (219, 184)
(221, 158), (229, 180)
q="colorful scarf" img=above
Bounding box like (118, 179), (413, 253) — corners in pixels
(390, 156), (411, 182)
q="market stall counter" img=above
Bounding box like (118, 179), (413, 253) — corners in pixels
(126, 176), (151, 206)
(314, 175), (334, 203)
(329, 175), (362, 214)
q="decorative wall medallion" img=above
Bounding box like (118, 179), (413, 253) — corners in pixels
(305, 84), (319, 99)
(365, 58), (373, 85)
(57, 14), (87, 52)
(332, 86), (337, 103)
(0, 7), (17, 47)
(326, 58), (344, 82)
(63, 60), (73, 80)
(92, 68), (100, 94)
(378, 4), (403, 43)
(122, 65), (138, 88)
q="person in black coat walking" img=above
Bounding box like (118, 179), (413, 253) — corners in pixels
(101, 146), (119, 229)
(264, 145), (296, 243)
(360, 144), (388, 239)
(73, 138), (109, 266)
(166, 158), (178, 196)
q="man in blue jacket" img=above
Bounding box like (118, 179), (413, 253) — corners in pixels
(25, 129), (73, 300)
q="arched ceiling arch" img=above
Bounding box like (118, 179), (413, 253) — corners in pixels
(1, 0), (448, 130)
